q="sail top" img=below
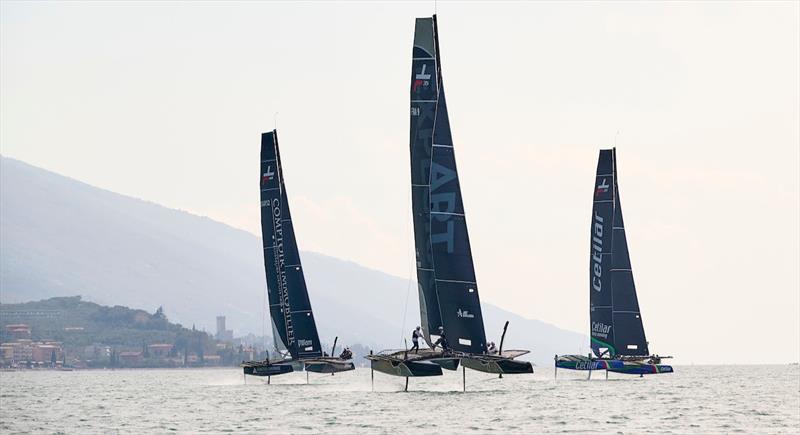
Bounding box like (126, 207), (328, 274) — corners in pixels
(589, 148), (649, 357)
(260, 130), (322, 360)
(409, 15), (487, 355)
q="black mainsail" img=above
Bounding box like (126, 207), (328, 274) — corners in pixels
(410, 15), (487, 355)
(260, 130), (322, 360)
(555, 148), (671, 376)
(366, 15), (531, 383)
(589, 148), (648, 357)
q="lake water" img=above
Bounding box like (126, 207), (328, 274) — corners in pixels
(1, 365), (798, 433)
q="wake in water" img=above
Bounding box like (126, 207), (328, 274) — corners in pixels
(1, 365), (798, 433)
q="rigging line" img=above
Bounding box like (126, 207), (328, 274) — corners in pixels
(263, 281), (268, 353)
(399, 152), (415, 346)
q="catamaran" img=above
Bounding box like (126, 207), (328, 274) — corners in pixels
(556, 148), (673, 377)
(242, 130), (355, 382)
(367, 15), (532, 388)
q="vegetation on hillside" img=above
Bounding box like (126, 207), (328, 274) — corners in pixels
(0, 296), (240, 367)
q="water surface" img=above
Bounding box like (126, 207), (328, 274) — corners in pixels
(1, 365), (798, 433)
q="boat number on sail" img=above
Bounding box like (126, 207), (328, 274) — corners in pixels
(430, 162), (456, 253)
(262, 166), (275, 185)
(591, 211), (605, 292)
(457, 309), (475, 319)
(413, 64), (431, 92)
(271, 198), (294, 345)
(595, 178), (609, 197)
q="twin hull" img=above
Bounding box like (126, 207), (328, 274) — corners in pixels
(556, 355), (673, 375)
(242, 363), (294, 377)
(368, 351), (532, 377)
(304, 359), (356, 374)
(242, 359), (354, 377)
(460, 355), (534, 375)
(369, 358), (446, 377)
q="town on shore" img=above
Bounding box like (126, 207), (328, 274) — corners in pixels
(1, 296), (264, 370)
(0, 296), (369, 370)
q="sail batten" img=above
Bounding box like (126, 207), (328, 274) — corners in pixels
(410, 15), (486, 354)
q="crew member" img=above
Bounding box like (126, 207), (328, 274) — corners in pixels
(433, 326), (449, 351)
(410, 326), (423, 353)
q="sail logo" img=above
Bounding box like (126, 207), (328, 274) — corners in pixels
(595, 178), (609, 197)
(413, 64), (431, 92)
(298, 339), (312, 347)
(457, 309), (475, 319)
(272, 198), (294, 345)
(575, 360), (601, 370)
(430, 162), (456, 253)
(591, 321), (611, 339)
(262, 166), (275, 185)
(591, 210), (604, 292)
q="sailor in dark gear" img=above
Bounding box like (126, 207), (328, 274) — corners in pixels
(410, 326), (423, 353)
(339, 347), (352, 360)
(432, 326), (449, 351)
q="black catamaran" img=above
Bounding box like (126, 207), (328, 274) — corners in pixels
(556, 148), (673, 377)
(242, 130), (355, 381)
(367, 15), (532, 384)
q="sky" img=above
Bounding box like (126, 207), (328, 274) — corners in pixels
(1, 1), (798, 364)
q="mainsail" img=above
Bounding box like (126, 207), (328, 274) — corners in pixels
(589, 148), (649, 357)
(260, 130), (322, 360)
(409, 15), (487, 354)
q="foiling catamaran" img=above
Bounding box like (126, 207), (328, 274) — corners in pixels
(556, 148), (673, 378)
(366, 15), (532, 390)
(242, 130), (355, 382)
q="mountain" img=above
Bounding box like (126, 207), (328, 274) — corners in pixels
(0, 156), (585, 364)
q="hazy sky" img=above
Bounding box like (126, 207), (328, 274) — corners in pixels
(2, 1), (798, 364)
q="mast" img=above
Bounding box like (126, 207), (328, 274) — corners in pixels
(589, 148), (648, 358)
(409, 15), (487, 354)
(260, 130), (323, 360)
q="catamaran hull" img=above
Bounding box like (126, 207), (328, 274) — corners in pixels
(555, 355), (672, 375)
(304, 359), (355, 374)
(429, 357), (460, 371)
(242, 363), (294, 377)
(460, 356), (533, 375)
(608, 362), (673, 375)
(369, 358), (443, 377)
(555, 355), (623, 371)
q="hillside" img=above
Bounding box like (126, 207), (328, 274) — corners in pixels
(0, 156), (586, 364)
(0, 296), (208, 350)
